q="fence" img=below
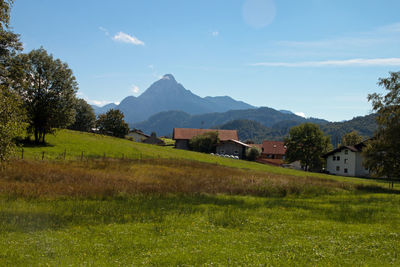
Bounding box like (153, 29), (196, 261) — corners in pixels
(17, 148), (157, 162)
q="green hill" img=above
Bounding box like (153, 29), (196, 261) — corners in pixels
(18, 129), (386, 185)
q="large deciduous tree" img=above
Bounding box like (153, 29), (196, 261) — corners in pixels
(96, 109), (129, 138)
(284, 123), (332, 172)
(341, 130), (363, 146)
(0, 88), (26, 161)
(69, 98), (96, 132)
(0, 0), (26, 162)
(12, 48), (78, 143)
(363, 72), (400, 185)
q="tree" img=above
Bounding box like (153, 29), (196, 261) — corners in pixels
(284, 123), (332, 172)
(0, 88), (26, 161)
(341, 131), (363, 146)
(0, 0), (26, 162)
(245, 147), (260, 161)
(96, 109), (129, 138)
(11, 48), (78, 143)
(363, 72), (400, 185)
(69, 98), (96, 132)
(189, 131), (219, 153)
(0, 0), (13, 29)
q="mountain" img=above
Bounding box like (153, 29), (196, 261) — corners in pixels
(203, 96), (255, 111)
(91, 103), (117, 115)
(320, 114), (377, 147)
(135, 107), (329, 137)
(216, 114), (378, 144)
(279, 110), (294, 115)
(95, 74), (256, 124)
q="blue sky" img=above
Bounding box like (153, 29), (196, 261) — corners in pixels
(10, 0), (400, 121)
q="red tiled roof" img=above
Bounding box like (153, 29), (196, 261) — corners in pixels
(173, 128), (238, 141)
(261, 141), (286, 155)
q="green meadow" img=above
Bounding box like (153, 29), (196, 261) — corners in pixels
(0, 130), (399, 266)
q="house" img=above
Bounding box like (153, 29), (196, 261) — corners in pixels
(142, 133), (165, 146)
(256, 141), (287, 166)
(216, 139), (252, 159)
(128, 129), (150, 142)
(323, 142), (369, 177)
(173, 128), (238, 150)
(172, 128), (250, 159)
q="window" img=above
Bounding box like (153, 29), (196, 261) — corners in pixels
(344, 159), (348, 164)
(337, 156), (340, 161)
(234, 150), (239, 155)
(333, 156), (336, 161)
(345, 150), (348, 155)
(336, 166), (340, 171)
(344, 168), (348, 173)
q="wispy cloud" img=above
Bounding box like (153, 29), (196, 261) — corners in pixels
(276, 22), (400, 50)
(212, 31), (219, 37)
(99, 26), (109, 36)
(250, 58), (400, 67)
(131, 85), (140, 94)
(113, 32), (144, 46)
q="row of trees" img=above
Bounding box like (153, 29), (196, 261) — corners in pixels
(0, 1), (130, 161)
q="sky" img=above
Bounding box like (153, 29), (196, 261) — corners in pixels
(9, 0), (400, 122)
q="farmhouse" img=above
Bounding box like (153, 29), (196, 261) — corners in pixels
(323, 142), (369, 177)
(142, 133), (165, 146)
(172, 128), (249, 158)
(216, 139), (252, 159)
(256, 141), (287, 166)
(128, 129), (150, 142)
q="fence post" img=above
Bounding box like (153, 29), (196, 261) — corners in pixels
(122, 153), (124, 160)
(103, 152), (106, 160)
(21, 148), (24, 160)
(42, 151), (45, 161)
(64, 149), (66, 160)
(81, 151), (84, 161)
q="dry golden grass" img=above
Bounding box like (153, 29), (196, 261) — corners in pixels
(0, 158), (362, 199)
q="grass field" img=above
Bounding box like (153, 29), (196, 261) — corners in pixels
(17, 129), (397, 187)
(1, 130), (399, 265)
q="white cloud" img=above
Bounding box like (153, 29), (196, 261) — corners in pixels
(99, 26), (109, 36)
(250, 58), (400, 67)
(212, 31), (219, 37)
(295, 112), (306, 118)
(113, 32), (144, 46)
(131, 85), (140, 94)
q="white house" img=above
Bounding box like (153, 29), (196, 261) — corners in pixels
(323, 142), (369, 177)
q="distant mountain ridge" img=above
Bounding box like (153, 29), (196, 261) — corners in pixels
(135, 107), (329, 137)
(91, 74), (255, 122)
(91, 103), (117, 115)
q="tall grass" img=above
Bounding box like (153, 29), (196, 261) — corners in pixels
(0, 158), (365, 199)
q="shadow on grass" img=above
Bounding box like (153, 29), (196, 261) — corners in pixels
(355, 184), (400, 194)
(0, 194), (260, 233)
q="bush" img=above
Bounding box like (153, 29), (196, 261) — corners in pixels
(189, 131), (219, 153)
(245, 147), (260, 161)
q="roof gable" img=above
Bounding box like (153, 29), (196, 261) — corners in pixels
(173, 128), (238, 141)
(261, 141), (286, 155)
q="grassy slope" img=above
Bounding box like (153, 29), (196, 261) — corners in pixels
(19, 129), (392, 186)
